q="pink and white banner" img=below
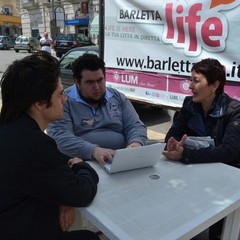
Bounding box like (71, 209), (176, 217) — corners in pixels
(105, 0), (240, 108)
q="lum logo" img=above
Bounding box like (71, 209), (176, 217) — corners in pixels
(113, 72), (139, 85)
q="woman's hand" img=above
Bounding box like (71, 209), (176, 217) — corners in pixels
(163, 134), (187, 160)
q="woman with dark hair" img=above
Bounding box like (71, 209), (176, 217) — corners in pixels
(0, 51), (100, 240)
(163, 58), (240, 239)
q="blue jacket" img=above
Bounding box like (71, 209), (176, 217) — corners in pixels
(165, 93), (240, 166)
(47, 85), (147, 160)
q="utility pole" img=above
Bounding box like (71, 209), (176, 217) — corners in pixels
(99, 0), (104, 60)
(51, 0), (56, 38)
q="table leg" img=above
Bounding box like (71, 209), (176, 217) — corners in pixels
(221, 208), (240, 240)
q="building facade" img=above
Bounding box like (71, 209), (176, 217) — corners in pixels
(19, 0), (99, 43)
(0, 0), (22, 37)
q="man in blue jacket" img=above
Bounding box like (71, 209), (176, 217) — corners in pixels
(47, 53), (147, 165)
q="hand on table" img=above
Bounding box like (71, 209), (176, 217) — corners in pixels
(92, 146), (116, 165)
(59, 205), (76, 231)
(68, 157), (83, 168)
(162, 134), (187, 161)
(127, 141), (142, 148)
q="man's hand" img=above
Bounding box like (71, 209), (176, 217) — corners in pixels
(127, 142), (142, 148)
(92, 146), (115, 165)
(59, 205), (76, 231)
(68, 157), (83, 168)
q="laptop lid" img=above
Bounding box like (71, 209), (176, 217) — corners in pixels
(103, 143), (165, 173)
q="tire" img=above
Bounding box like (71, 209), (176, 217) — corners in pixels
(3, 45), (7, 50)
(56, 52), (62, 58)
(15, 49), (19, 53)
(28, 47), (33, 53)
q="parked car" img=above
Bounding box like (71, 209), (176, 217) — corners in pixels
(14, 36), (40, 53)
(59, 45), (99, 88)
(0, 36), (14, 50)
(53, 33), (95, 58)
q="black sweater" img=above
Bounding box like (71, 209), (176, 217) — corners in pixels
(0, 113), (99, 240)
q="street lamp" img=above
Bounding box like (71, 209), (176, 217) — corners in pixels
(51, 0), (56, 38)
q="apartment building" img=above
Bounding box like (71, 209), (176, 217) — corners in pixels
(19, 0), (99, 42)
(0, 0), (22, 37)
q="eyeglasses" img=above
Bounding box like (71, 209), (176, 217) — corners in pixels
(52, 91), (67, 99)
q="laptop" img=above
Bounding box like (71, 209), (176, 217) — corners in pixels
(102, 143), (165, 173)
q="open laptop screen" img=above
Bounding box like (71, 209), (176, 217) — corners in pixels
(103, 143), (165, 173)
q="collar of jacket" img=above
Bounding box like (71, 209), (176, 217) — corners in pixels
(64, 84), (114, 105)
(186, 93), (229, 118)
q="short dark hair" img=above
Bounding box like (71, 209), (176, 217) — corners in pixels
(0, 51), (60, 124)
(72, 53), (105, 81)
(191, 58), (226, 95)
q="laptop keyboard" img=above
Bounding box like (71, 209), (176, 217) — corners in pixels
(104, 163), (111, 171)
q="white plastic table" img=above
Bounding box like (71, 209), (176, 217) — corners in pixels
(79, 157), (240, 240)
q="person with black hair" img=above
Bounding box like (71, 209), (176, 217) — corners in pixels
(47, 53), (147, 165)
(0, 51), (100, 240)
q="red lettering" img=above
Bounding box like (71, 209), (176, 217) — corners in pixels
(165, 3), (174, 39)
(185, 4), (202, 52)
(201, 17), (222, 47)
(163, 3), (225, 55)
(176, 5), (185, 44)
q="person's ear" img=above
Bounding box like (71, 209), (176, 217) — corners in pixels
(74, 79), (81, 88)
(212, 80), (220, 92)
(33, 101), (47, 111)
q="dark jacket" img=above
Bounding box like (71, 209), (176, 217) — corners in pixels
(0, 113), (99, 240)
(165, 93), (240, 166)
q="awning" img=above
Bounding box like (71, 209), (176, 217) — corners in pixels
(90, 14), (99, 35)
(0, 14), (21, 26)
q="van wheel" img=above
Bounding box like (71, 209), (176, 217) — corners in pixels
(15, 49), (19, 53)
(28, 47), (33, 53)
(56, 52), (62, 58)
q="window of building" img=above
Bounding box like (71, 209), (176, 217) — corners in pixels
(2, 5), (12, 15)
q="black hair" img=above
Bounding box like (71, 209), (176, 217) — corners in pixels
(0, 51), (60, 124)
(191, 58), (226, 95)
(72, 53), (105, 81)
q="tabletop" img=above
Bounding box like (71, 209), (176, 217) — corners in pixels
(79, 157), (240, 240)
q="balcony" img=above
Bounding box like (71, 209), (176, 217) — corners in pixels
(22, 0), (39, 10)
(61, 0), (80, 3)
(42, 0), (61, 8)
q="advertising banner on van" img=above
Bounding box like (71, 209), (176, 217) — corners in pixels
(104, 0), (240, 108)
